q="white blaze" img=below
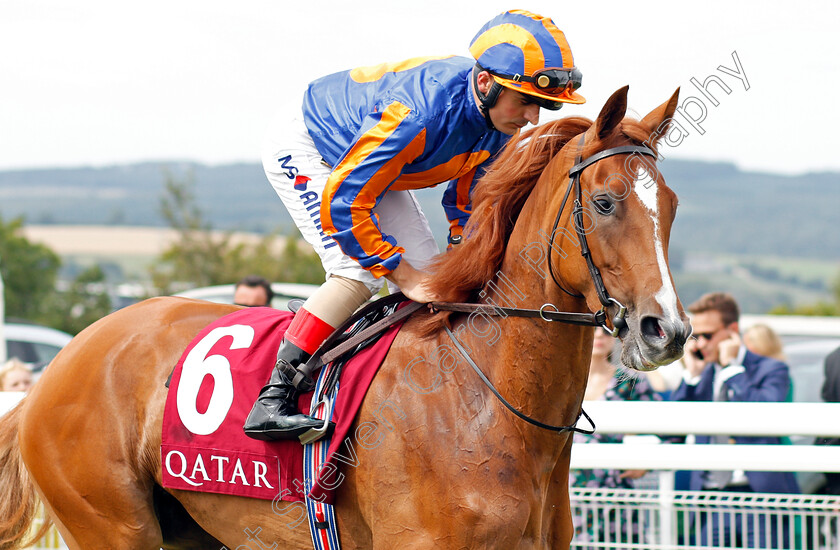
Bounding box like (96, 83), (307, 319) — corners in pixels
(634, 167), (679, 320)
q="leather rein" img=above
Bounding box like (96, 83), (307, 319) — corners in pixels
(432, 136), (657, 434)
(305, 137), (658, 435)
(433, 135), (656, 334)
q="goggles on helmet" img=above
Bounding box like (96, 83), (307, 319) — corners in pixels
(475, 64), (583, 111)
(523, 95), (565, 111)
(493, 66), (583, 95)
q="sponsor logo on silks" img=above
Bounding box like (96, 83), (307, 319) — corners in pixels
(277, 155), (299, 180)
(294, 175), (310, 191)
(298, 189), (338, 250)
(277, 154), (337, 250)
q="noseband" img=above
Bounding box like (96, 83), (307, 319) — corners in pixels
(547, 134), (656, 336)
(431, 135), (658, 434)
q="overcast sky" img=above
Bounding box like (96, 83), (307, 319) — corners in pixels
(2, 0), (837, 175)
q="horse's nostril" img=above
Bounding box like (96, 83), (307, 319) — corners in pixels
(674, 325), (692, 348)
(640, 316), (666, 342)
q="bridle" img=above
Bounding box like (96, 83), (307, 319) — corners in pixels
(433, 134), (658, 335)
(433, 133), (658, 434)
(547, 134), (657, 336)
(306, 135), (661, 435)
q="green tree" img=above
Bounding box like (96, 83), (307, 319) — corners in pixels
(768, 269), (840, 316)
(150, 173), (324, 294)
(40, 265), (113, 334)
(0, 215), (60, 320)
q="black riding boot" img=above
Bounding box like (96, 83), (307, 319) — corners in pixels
(243, 339), (333, 442)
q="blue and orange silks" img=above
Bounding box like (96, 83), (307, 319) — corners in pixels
(302, 55), (510, 278)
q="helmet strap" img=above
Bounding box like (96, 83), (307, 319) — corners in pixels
(472, 65), (499, 130)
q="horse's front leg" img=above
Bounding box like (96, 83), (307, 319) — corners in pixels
(543, 433), (576, 548)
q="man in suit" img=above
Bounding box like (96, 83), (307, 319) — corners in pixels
(818, 345), (840, 494)
(672, 292), (800, 547)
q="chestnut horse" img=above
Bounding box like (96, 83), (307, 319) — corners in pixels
(0, 86), (689, 549)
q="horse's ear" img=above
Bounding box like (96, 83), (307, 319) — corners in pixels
(641, 87), (680, 146)
(594, 85), (629, 140)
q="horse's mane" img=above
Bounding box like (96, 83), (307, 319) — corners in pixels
(418, 115), (656, 335)
(417, 117), (591, 331)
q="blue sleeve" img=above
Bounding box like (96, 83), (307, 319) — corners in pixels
(441, 162), (487, 243)
(321, 101), (427, 277)
(726, 359), (791, 403)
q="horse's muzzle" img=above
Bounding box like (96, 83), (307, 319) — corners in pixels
(630, 314), (690, 368)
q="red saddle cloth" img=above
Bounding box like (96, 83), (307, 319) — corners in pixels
(161, 306), (404, 504)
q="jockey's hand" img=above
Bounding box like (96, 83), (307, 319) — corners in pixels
(386, 261), (437, 303)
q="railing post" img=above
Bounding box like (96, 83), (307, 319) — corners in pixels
(657, 470), (675, 548)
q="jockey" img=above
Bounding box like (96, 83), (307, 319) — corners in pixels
(244, 9), (585, 442)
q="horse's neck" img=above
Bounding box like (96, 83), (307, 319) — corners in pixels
(459, 228), (592, 432)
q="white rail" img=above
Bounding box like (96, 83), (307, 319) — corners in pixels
(579, 401), (840, 437)
(569, 401), (840, 549)
(571, 402), (840, 472)
(572, 443), (840, 473)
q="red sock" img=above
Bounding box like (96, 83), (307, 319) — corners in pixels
(284, 309), (336, 355)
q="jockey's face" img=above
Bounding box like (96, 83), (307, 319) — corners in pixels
(474, 70), (541, 135)
(488, 87), (541, 135)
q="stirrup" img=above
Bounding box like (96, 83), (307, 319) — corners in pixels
(299, 419), (332, 445)
(300, 394), (334, 444)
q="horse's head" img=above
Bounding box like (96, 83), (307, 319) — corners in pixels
(546, 86), (691, 370)
(424, 86), (689, 369)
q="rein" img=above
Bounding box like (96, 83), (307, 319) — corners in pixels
(445, 325), (595, 434)
(548, 135), (656, 336)
(432, 136), (657, 434)
(300, 137), (659, 434)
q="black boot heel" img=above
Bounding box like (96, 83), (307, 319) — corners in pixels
(243, 340), (330, 442)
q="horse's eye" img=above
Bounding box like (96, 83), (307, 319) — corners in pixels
(593, 197), (615, 215)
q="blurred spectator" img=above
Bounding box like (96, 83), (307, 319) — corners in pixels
(233, 275), (274, 307)
(817, 345), (840, 495)
(570, 327), (660, 544)
(743, 323), (786, 361)
(743, 322), (794, 403)
(642, 362), (683, 400)
(0, 358), (34, 392)
(672, 292), (799, 547)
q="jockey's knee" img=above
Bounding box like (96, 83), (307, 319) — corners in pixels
(302, 275), (375, 327)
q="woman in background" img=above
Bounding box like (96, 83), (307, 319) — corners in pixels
(743, 323), (786, 361)
(570, 327), (661, 545)
(0, 358), (33, 392)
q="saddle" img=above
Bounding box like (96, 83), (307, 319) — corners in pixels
(289, 292), (425, 394)
(161, 293), (422, 504)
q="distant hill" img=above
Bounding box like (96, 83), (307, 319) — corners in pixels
(0, 162), (277, 233)
(1, 158), (837, 261)
(659, 161), (840, 259)
(2, 158), (837, 313)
